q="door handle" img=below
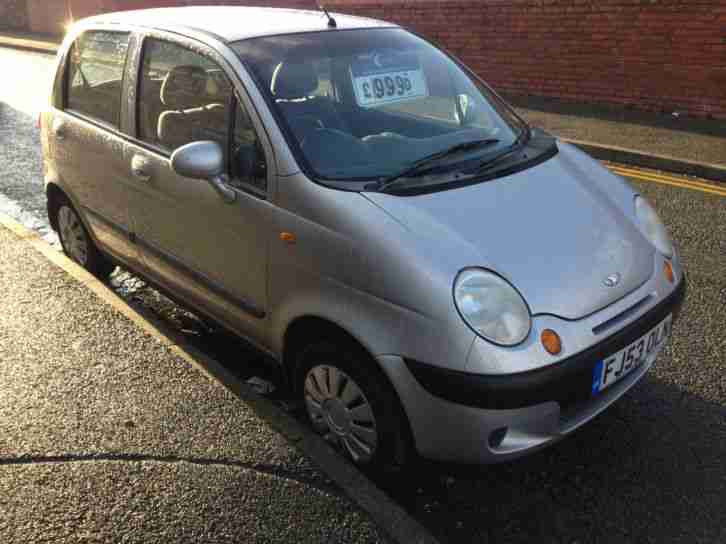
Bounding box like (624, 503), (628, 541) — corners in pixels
(131, 155), (151, 182)
(52, 119), (66, 141)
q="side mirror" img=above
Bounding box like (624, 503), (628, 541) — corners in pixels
(171, 141), (236, 203)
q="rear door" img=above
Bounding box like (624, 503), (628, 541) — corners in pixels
(49, 29), (138, 266)
(124, 35), (272, 343)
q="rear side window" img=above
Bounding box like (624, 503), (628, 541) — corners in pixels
(65, 31), (130, 128)
(137, 39), (233, 154)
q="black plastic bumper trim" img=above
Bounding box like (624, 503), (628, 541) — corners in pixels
(405, 275), (687, 410)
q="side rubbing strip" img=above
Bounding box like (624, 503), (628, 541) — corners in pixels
(82, 206), (131, 238)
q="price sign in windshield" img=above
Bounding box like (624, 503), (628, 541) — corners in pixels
(351, 51), (428, 108)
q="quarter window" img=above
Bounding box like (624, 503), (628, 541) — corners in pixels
(66, 31), (130, 128)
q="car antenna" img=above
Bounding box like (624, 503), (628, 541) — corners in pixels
(318, 3), (337, 28)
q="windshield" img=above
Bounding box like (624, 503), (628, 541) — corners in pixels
(232, 28), (526, 183)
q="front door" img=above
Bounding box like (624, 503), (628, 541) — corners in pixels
(124, 36), (271, 342)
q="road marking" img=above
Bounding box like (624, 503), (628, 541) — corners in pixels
(609, 165), (726, 197)
(610, 165), (725, 192)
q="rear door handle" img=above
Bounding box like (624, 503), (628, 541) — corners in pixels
(52, 119), (66, 141)
(131, 155), (151, 182)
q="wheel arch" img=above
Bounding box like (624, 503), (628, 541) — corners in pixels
(282, 315), (374, 391)
(283, 313), (417, 464)
(45, 181), (68, 232)
(45, 181), (99, 248)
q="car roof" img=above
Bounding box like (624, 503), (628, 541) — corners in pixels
(83, 6), (397, 43)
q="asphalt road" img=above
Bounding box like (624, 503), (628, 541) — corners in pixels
(1, 47), (725, 543)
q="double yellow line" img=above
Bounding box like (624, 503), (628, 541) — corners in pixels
(608, 165), (726, 197)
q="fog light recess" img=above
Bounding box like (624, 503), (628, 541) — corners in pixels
(488, 427), (508, 449)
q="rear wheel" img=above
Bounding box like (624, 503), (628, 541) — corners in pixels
(297, 339), (412, 470)
(54, 198), (115, 279)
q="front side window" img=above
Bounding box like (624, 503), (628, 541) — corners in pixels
(66, 31), (130, 128)
(233, 29), (525, 185)
(138, 38), (267, 191)
(138, 39), (233, 153)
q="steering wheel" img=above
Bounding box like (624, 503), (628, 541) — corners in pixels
(290, 115), (325, 141)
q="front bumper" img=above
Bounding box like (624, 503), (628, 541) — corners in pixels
(381, 276), (686, 464)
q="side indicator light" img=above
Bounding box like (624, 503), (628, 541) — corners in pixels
(279, 231), (296, 244)
(541, 329), (562, 355)
(663, 260), (674, 283)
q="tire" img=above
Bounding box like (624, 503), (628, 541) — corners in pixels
(296, 339), (412, 471)
(53, 196), (115, 279)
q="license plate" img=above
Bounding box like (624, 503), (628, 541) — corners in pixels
(591, 314), (672, 395)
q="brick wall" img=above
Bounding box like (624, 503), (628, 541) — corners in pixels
(20, 0), (726, 119)
(322, 0), (726, 120)
(0, 0), (28, 32)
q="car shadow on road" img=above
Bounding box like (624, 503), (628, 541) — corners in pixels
(371, 371), (726, 543)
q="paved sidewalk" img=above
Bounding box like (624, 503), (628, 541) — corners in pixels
(0, 222), (386, 543)
(511, 96), (726, 172)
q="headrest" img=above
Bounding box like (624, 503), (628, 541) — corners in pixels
(270, 62), (319, 100)
(204, 69), (232, 102)
(161, 65), (208, 109)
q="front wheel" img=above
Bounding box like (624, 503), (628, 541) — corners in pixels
(297, 340), (412, 470)
(55, 199), (115, 279)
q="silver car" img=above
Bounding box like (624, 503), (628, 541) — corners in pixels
(41, 7), (686, 468)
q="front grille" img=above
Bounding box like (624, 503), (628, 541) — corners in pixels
(592, 294), (654, 336)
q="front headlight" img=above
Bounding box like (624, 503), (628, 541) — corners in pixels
(454, 269), (531, 346)
(635, 195), (673, 258)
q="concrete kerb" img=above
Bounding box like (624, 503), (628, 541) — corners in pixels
(0, 34), (58, 54)
(565, 139), (726, 184)
(0, 212), (439, 544)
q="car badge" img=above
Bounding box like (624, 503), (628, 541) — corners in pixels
(603, 273), (621, 287)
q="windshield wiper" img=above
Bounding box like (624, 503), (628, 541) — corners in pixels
(371, 138), (500, 193)
(468, 126), (531, 174)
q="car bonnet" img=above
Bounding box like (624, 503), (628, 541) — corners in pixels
(363, 145), (655, 320)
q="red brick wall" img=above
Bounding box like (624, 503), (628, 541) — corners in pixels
(0, 0), (28, 31)
(322, 0), (726, 120)
(24, 0), (726, 119)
